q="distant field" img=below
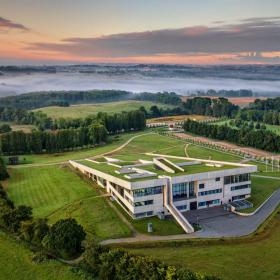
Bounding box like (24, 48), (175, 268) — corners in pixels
(0, 121), (36, 133)
(147, 114), (210, 123)
(0, 232), (83, 280)
(181, 96), (266, 108)
(33, 100), (174, 119)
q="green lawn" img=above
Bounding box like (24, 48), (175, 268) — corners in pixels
(6, 165), (98, 217)
(243, 176), (280, 212)
(48, 196), (132, 241)
(113, 201), (184, 236)
(34, 100), (174, 119)
(129, 211), (280, 280)
(0, 231), (84, 280)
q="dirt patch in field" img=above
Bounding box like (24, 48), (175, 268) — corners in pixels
(175, 133), (280, 158)
(147, 115), (211, 124)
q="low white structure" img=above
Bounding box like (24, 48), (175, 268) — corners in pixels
(70, 155), (257, 233)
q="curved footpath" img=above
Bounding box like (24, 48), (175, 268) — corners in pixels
(101, 188), (280, 245)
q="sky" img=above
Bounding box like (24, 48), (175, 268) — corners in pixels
(1, 0), (280, 65)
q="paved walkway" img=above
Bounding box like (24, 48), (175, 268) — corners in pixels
(100, 189), (280, 245)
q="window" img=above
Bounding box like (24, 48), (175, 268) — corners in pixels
(224, 174), (250, 185)
(189, 181), (195, 197)
(133, 186), (163, 197)
(198, 188), (222, 196)
(176, 205), (187, 211)
(134, 211), (154, 218)
(232, 195), (246, 201)
(198, 199), (220, 207)
(231, 184), (251, 191)
(215, 177), (220, 182)
(134, 200), (153, 207)
(172, 182), (188, 200)
(199, 183), (205, 189)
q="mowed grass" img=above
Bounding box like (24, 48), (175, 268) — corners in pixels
(129, 209), (280, 280)
(243, 176), (280, 212)
(0, 231), (83, 280)
(48, 196), (132, 241)
(34, 100), (174, 119)
(6, 165), (97, 217)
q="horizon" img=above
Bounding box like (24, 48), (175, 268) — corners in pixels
(1, 0), (280, 65)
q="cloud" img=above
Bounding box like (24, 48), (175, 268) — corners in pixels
(28, 17), (280, 62)
(0, 16), (30, 31)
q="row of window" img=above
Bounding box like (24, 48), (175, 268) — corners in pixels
(232, 195), (246, 201)
(198, 199), (220, 207)
(198, 188), (222, 196)
(133, 186), (163, 197)
(231, 184), (251, 191)
(224, 173), (250, 185)
(134, 200), (153, 207)
(176, 205), (187, 211)
(134, 211), (154, 218)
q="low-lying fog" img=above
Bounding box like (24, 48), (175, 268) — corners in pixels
(1, 72), (280, 97)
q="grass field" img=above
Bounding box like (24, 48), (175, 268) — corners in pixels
(34, 100), (174, 119)
(213, 119), (280, 136)
(0, 121), (36, 133)
(48, 195), (132, 241)
(5, 165), (132, 240)
(6, 165), (97, 217)
(244, 177), (280, 212)
(0, 231), (83, 280)
(128, 207), (280, 280)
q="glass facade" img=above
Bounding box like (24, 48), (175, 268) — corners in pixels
(134, 211), (153, 218)
(176, 205), (187, 211)
(224, 173), (250, 185)
(172, 181), (195, 200)
(133, 186), (163, 197)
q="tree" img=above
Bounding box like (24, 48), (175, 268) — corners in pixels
(1, 205), (32, 233)
(0, 124), (11, 134)
(20, 218), (49, 245)
(42, 218), (86, 259)
(0, 157), (9, 180)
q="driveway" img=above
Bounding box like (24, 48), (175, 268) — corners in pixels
(194, 189), (280, 238)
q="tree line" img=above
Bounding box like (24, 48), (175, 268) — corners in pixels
(183, 97), (238, 117)
(236, 109), (280, 126)
(0, 124), (107, 155)
(192, 89), (253, 98)
(135, 92), (182, 105)
(183, 119), (280, 152)
(0, 90), (131, 109)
